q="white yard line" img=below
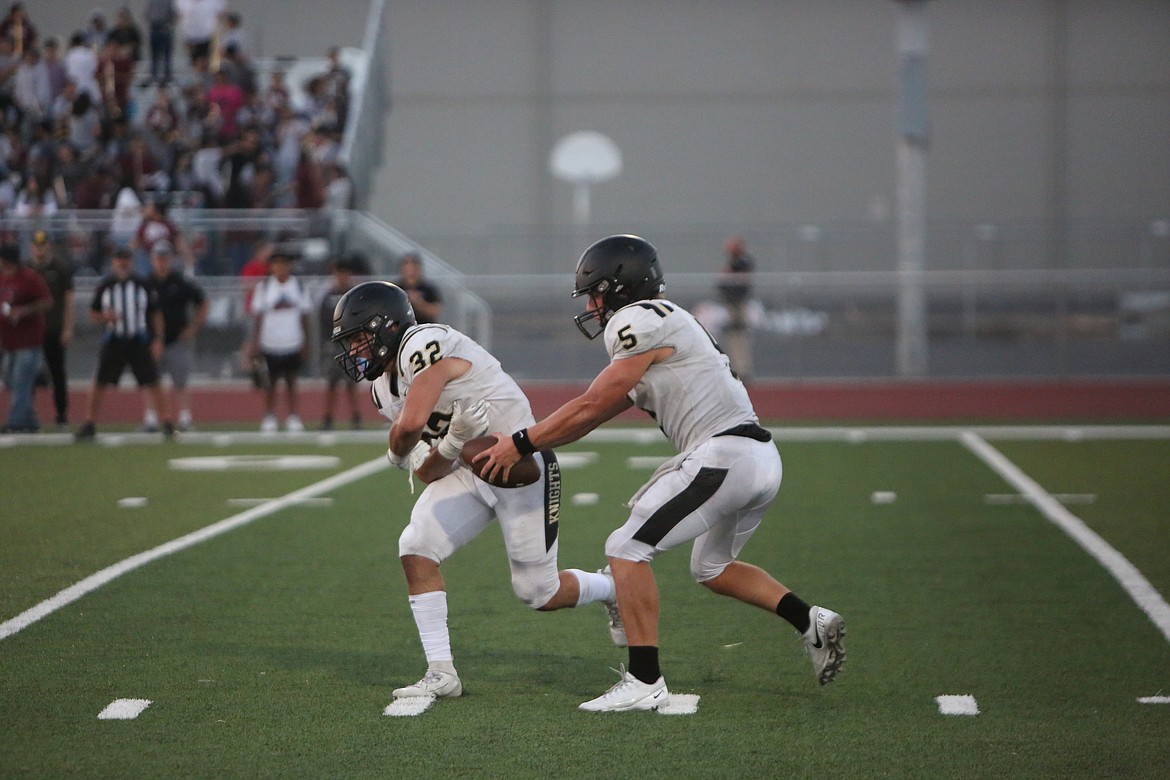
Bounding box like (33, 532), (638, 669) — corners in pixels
(0, 457), (388, 642)
(960, 432), (1170, 646)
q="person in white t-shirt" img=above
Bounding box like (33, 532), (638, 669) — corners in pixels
(245, 250), (310, 432)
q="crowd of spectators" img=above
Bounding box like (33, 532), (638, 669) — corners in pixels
(0, 1), (355, 275)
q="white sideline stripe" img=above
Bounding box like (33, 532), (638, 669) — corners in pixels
(0, 457), (389, 642)
(225, 497), (335, 508)
(1138, 696), (1170, 704)
(984, 493), (1097, 506)
(384, 697), (435, 717)
(936, 695), (979, 716)
(98, 699), (152, 720)
(960, 432), (1170, 646)
(658, 693), (700, 715)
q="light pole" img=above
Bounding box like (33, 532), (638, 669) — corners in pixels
(894, 0), (930, 376)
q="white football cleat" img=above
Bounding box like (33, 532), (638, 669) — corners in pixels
(392, 668), (463, 699)
(260, 414), (278, 434)
(598, 566), (627, 647)
(578, 666), (669, 712)
(803, 606), (847, 685)
(285, 415), (305, 433)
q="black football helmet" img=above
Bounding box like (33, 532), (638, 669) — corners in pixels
(571, 234), (665, 339)
(332, 281), (416, 381)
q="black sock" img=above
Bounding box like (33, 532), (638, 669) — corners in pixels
(776, 592), (812, 634)
(628, 645), (660, 684)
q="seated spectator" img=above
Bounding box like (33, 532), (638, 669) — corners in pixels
(143, 87), (180, 139)
(70, 162), (116, 210)
(219, 42), (255, 96)
(109, 174), (141, 248)
(51, 141), (86, 207)
(118, 132), (161, 193)
(261, 69), (290, 114)
(13, 174), (57, 219)
(47, 77), (75, 127)
(67, 90), (101, 159)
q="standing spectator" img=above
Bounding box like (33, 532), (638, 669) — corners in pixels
(41, 37), (67, 101)
(132, 197), (194, 276)
(715, 235), (756, 382)
(13, 46), (50, 128)
(175, 0), (225, 66)
(141, 240), (206, 432)
(0, 242), (51, 432)
(75, 248), (172, 440)
(218, 12), (247, 60)
(0, 3), (36, 54)
(207, 66), (244, 143)
(64, 32), (100, 103)
(28, 230), (73, 429)
(245, 250), (310, 433)
(143, 0), (175, 86)
(85, 10), (110, 49)
(394, 251), (442, 324)
(107, 7), (142, 64)
(317, 255), (360, 430)
(0, 36), (19, 118)
(97, 38), (135, 119)
(478, 235), (847, 711)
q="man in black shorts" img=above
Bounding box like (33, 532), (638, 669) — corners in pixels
(76, 249), (174, 440)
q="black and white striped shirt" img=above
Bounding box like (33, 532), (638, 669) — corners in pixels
(91, 276), (156, 340)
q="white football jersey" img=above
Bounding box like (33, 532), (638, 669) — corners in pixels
(603, 299), (758, 453)
(369, 323), (535, 445)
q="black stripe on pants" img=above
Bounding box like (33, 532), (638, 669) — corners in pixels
(633, 466), (729, 547)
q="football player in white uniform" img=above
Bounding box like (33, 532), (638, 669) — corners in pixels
(479, 235), (846, 712)
(331, 281), (622, 701)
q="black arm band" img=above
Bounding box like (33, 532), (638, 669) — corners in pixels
(512, 428), (538, 456)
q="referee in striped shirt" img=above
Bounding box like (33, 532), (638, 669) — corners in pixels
(76, 249), (174, 440)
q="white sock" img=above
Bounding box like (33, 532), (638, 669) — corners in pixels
(408, 591), (453, 666)
(179, 409), (193, 426)
(568, 569), (615, 607)
(143, 409), (159, 426)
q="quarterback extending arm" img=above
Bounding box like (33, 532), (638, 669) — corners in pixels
(476, 346), (668, 484)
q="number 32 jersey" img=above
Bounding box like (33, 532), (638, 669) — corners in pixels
(603, 299), (759, 453)
(370, 323), (536, 444)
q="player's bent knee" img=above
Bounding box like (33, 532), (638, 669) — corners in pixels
(398, 525), (443, 562)
(604, 534), (656, 563)
(511, 570), (560, 610)
(692, 559), (731, 585)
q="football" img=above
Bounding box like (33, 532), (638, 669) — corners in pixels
(460, 435), (541, 488)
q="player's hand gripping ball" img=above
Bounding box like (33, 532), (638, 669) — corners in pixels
(461, 435), (541, 488)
